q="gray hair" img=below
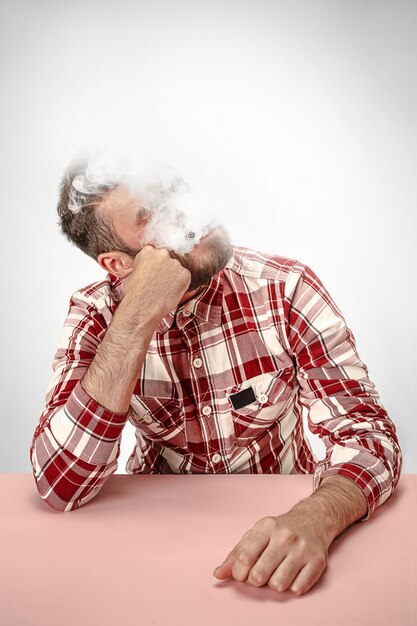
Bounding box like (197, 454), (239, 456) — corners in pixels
(57, 157), (140, 261)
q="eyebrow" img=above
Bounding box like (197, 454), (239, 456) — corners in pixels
(135, 206), (150, 225)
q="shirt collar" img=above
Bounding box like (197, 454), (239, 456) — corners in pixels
(109, 269), (224, 335)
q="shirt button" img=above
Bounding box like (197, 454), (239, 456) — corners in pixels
(182, 308), (192, 317)
(258, 394), (268, 404)
(193, 357), (203, 368)
(212, 453), (221, 463)
(143, 414), (153, 423)
(202, 405), (212, 415)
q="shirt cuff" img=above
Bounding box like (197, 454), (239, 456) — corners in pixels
(312, 462), (380, 522)
(49, 379), (130, 465)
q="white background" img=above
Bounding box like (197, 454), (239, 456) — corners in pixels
(0, 0), (415, 473)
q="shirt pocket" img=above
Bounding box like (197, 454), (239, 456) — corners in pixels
(129, 390), (186, 451)
(225, 369), (295, 441)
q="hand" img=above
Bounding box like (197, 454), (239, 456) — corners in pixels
(212, 510), (330, 596)
(123, 245), (191, 321)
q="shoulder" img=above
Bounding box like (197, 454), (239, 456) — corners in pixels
(224, 245), (309, 283)
(68, 273), (121, 316)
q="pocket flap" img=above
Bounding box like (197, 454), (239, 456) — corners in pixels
(226, 369), (294, 416)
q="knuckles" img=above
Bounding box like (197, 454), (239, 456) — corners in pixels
(236, 551), (251, 566)
(279, 528), (298, 544)
(224, 516), (328, 597)
(313, 553), (327, 569)
(267, 576), (279, 588)
(256, 516), (277, 532)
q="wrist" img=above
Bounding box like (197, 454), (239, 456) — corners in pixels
(290, 475), (368, 545)
(289, 494), (336, 548)
(116, 293), (162, 332)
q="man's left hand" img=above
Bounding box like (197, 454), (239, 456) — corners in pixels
(212, 509), (331, 596)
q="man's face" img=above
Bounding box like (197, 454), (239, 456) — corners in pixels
(101, 185), (234, 291)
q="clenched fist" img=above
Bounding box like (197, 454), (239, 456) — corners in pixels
(123, 245), (192, 322)
(213, 510), (330, 596)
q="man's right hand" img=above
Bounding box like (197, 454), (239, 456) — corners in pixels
(81, 245), (191, 414)
(123, 245), (192, 322)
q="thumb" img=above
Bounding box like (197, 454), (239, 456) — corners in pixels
(213, 555), (234, 578)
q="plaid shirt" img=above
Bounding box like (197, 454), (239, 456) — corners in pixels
(30, 246), (402, 515)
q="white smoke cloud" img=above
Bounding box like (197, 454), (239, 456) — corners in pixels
(68, 132), (219, 254)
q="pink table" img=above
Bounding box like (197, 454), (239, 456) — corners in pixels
(0, 474), (415, 625)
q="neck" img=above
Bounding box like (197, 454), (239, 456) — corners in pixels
(178, 286), (205, 306)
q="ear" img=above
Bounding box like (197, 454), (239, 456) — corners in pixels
(97, 251), (134, 278)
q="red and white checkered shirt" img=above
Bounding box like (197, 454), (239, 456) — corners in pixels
(30, 246), (402, 515)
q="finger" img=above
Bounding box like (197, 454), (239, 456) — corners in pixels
(246, 542), (288, 587)
(289, 559), (327, 596)
(267, 555), (306, 593)
(213, 531), (252, 579)
(230, 533), (271, 584)
(213, 553), (236, 579)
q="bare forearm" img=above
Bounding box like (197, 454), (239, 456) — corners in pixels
(290, 475), (368, 545)
(81, 246), (192, 414)
(81, 294), (158, 413)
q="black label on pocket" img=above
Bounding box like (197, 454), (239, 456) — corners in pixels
(229, 386), (257, 410)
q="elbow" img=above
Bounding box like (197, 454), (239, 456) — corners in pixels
(30, 423), (116, 513)
(39, 492), (78, 513)
(30, 468), (82, 513)
(29, 439), (84, 513)
(32, 479), (101, 513)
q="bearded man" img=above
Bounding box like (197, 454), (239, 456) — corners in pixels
(30, 152), (402, 596)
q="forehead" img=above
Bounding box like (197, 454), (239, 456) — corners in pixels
(100, 186), (139, 222)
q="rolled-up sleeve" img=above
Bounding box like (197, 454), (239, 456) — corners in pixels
(30, 295), (130, 512)
(283, 261), (403, 521)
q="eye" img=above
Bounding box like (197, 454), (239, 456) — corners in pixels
(135, 208), (152, 226)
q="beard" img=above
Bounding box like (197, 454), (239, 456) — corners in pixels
(168, 225), (234, 291)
